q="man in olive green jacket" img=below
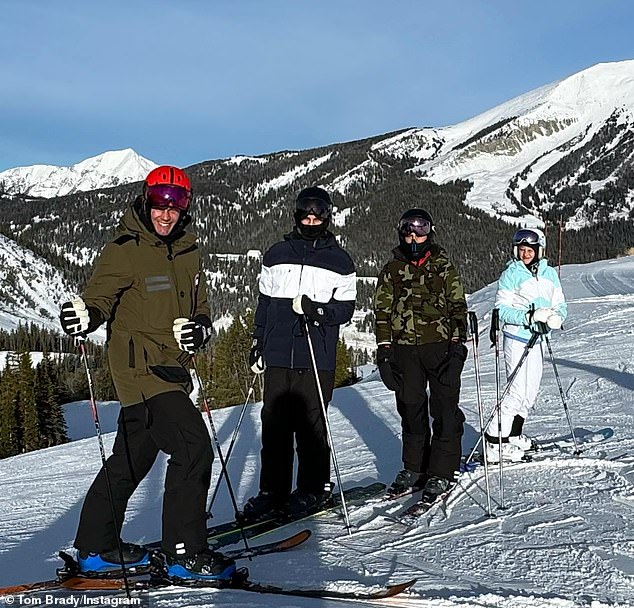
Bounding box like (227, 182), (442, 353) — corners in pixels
(374, 208), (468, 503)
(59, 166), (235, 581)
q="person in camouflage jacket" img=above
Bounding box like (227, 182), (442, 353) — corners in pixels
(374, 208), (468, 501)
(59, 166), (235, 580)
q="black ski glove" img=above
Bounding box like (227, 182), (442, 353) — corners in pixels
(293, 295), (326, 324)
(59, 298), (102, 336)
(249, 337), (265, 374)
(172, 315), (212, 354)
(436, 340), (468, 384)
(377, 344), (401, 392)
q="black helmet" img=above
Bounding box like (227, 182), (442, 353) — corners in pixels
(294, 186), (332, 239)
(397, 208), (434, 259)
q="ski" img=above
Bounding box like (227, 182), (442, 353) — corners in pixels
(169, 481), (386, 551)
(54, 568), (417, 601)
(528, 427), (614, 455)
(397, 485), (456, 523)
(0, 531), (312, 598)
(381, 485), (421, 501)
(223, 528), (311, 559)
(468, 427), (615, 467)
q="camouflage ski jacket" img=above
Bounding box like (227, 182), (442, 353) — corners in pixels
(82, 199), (210, 406)
(374, 245), (467, 346)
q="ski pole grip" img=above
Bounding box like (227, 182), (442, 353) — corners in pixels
(468, 311), (479, 347)
(489, 308), (499, 347)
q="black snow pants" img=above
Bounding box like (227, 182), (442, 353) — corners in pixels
(392, 342), (465, 480)
(74, 390), (213, 558)
(259, 367), (335, 497)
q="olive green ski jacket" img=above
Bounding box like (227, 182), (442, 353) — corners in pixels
(82, 200), (209, 406)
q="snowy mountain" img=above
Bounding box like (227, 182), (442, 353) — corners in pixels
(0, 149), (156, 198)
(0, 233), (73, 332)
(1, 256), (633, 606)
(370, 60), (634, 228)
(0, 60), (633, 340)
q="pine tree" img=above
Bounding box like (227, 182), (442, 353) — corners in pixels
(18, 352), (40, 452)
(334, 338), (356, 387)
(36, 353), (68, 447)
(1, 354), (21, 456)
(0, 365), (19, 458)
(209, 311), (259, 408)
(34, 358), (52, 445)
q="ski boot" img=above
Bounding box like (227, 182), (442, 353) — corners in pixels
(164, 547), (237, 582)
(420, 476), (453, 504)
(387, 469), (426, 497)
(242, 491), (286, 522)
(77, 542), (150, 575)
(485, 440), (525, 463)
(282, 482), (334, 519)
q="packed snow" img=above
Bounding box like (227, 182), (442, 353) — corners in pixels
(0, 256), (633, 607)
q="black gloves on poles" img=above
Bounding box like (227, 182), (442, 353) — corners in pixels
(173, 316), (213, 353)
(60, 298), (93, 336)
(249, 337), (265, 374)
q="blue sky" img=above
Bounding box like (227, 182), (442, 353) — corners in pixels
(1, 0), (633, 171)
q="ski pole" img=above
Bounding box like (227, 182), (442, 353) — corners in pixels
(465, 331), (540, 465)
(490, 309), (505, 509)
(78, 338), (131, 599)
(207, 373), (258, 517)
(468, 312), (493, 516)
(190, 356), (252, 557)
(544, 336), (580, 454)
(303, 318), (352, 535)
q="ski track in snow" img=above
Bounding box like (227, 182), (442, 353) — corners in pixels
(1, 257), (634, 607)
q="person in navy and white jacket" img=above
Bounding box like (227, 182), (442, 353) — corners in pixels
(242, 186), (356, 521)
(484, 227), (567, 463)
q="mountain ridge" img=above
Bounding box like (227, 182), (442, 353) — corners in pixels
(0, 148), (157, 198)
(0, 60), (632, 335)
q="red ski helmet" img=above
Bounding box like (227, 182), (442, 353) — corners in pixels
(143, 166), (192, 211)
(145, 165), (191, 190)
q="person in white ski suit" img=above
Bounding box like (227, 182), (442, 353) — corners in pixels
(484, 228), (567, 462)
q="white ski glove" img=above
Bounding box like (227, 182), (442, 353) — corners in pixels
(530, 307), (563, 330)
(531, 307), (552, 323)
(292, 294), (304, 315)
(546, 312), (563, 330)
(59, 298), (90, 336)
(173, 317), (212, 354)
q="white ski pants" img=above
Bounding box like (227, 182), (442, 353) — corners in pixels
(487, 335), (544, 437)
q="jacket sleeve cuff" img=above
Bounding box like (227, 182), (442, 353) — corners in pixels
(193, 314), (213, 329)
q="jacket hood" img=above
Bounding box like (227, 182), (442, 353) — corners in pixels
(117, 201), (196, 250)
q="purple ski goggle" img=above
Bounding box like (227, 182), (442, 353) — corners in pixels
(146, 184), (191, 211)
(398, 217), (432, 237)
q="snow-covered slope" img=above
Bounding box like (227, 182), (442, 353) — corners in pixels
(0, 233), (74, 331)
(369, 60), (634, 227)
(1, 255), (633, 606)
(0, 149), (156, 198)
